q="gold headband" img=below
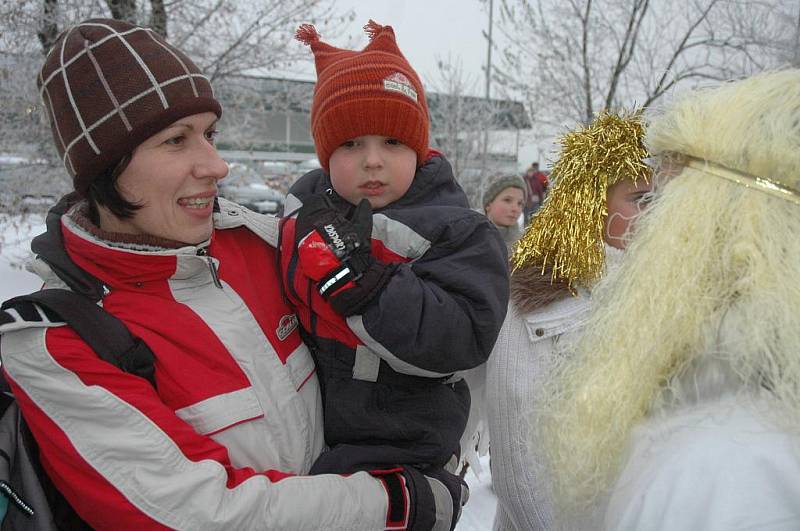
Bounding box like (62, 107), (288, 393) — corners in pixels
(683, 156), (800, 206)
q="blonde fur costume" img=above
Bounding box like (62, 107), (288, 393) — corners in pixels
(536, 69), (800, 526)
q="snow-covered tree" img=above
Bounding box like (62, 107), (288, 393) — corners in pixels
(0, 0), (351, 213)
(494, 0), (797, 142)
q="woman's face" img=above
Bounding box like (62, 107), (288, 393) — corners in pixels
(99, 112), (228, 245)
(604, 178), (653, 249)
(485, 186), (525, 227)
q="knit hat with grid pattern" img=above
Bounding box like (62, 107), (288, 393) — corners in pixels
(296, 20), (430, 172)
(38, 18), (221, 196)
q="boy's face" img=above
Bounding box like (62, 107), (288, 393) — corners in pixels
(328, 135), (417, 209)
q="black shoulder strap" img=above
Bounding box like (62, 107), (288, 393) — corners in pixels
(1, 290), (156, 389)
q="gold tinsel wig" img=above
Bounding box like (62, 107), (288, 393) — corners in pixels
(511, 110), (650, 288)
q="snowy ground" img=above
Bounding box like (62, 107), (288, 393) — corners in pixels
(0, 215), (497, 529)
(0, 214), (45, 299)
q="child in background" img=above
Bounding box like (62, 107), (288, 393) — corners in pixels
(279, 20), (508, 498)
(482, 174), (528, 252)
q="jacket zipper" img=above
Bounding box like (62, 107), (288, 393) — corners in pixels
(197, 248), (223, 289)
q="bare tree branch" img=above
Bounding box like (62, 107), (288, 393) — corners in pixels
(37, 0), (60, 55)
(494, 0), (791, 152)
(579, 0), (594, 122)
(105, 0), (137, 23)
(173, 0), (224, 48)
(149, 0), (167, 37)
(646, 0), (720, 104)
(604, 0), (650, 109)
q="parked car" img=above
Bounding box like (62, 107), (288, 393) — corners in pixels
(219, 163), (285, 214)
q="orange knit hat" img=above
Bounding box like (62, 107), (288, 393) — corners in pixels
(296, 20), (430, 172)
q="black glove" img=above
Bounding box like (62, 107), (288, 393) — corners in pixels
(370, 466), (468, 531)
(294, 195), (395, 316)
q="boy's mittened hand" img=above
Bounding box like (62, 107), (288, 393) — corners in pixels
(293, 195), (371, 256)
(293, 195), (393, 314)
(294, 195), (373, 282)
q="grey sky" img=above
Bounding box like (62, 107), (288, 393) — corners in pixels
(329, 0), (494, 95)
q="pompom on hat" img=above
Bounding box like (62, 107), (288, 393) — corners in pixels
(38, 18), (221, 197)
(511, 110), (651, 289)
(296, 20), (430, 172)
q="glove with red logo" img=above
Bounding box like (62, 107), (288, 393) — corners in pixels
(293, 194), (396, 316)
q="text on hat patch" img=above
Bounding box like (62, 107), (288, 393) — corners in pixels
(383, 72), (418, 102)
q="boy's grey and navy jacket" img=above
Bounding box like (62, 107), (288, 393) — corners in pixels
(280, 153), (510, 471)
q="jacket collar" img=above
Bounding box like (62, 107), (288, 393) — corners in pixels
(290, 153), (469, 212)
(59, 203), (212, 291)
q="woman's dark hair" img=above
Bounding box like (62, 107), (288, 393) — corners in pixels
(86, 154), (140, 225)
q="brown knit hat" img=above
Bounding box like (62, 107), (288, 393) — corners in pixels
(296, 20), (429, 172)
(38, 18), (221, 196)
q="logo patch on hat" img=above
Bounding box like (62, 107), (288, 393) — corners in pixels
(383, 72), (418, 102)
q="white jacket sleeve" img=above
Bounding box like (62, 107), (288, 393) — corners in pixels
(487, 296), (591, 531)
(486, 305), (554, 531)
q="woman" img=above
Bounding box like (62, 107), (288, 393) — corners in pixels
(482, 175), (527, 251)
(537, 70), (800, 530)
(486, 110), (652, 530)
(0, 18), (458, 530)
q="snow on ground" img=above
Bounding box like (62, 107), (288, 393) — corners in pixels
(461, 458), (497, 530)
(0, 214), (44, 299)
(0, 215), (498, 529)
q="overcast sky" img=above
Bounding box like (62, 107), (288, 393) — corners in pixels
(321, 0), (495, 96)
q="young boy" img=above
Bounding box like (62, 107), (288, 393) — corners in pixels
(280, 21), (509, 480)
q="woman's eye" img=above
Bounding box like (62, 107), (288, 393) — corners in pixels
(205, 130), (219, 143)
(165, 135), (185, 146)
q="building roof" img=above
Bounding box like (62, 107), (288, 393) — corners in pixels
(215, 75), (531, 131)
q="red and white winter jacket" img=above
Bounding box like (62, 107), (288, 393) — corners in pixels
(0, 199), (392, 530)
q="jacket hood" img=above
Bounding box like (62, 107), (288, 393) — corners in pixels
(31, 193), (106, 301)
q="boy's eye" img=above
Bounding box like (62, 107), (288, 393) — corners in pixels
(341, 140), (357, 148)
(386, 138), (402, 146)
